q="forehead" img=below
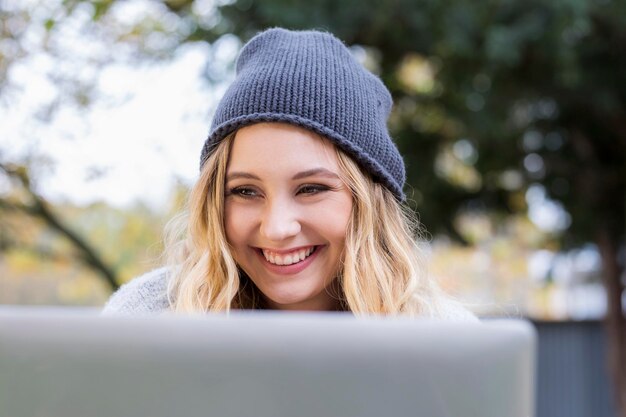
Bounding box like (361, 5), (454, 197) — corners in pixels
(227, 123), (340, 173)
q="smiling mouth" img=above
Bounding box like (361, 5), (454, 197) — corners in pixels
(260, 246), (318, 266)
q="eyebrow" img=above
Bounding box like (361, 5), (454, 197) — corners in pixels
(292, 168), (340, 180)
(226, 168), (340, 182)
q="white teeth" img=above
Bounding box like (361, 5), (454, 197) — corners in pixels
(262, 246), (316, 266)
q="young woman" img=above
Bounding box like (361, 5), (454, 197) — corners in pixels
(103, 28), (476, 320)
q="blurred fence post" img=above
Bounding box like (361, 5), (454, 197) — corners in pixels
(533, 320), (615, 417)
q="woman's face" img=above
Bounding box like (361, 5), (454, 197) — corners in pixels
(224, 122), (353, 311)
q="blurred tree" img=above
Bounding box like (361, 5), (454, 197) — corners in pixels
(157, 0), (625, 412)
(0, 0), (123, 291)
(0, 0), (188, 291)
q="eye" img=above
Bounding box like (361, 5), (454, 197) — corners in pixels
(227, 186), (259, 198)
(297, 184), (330, 195)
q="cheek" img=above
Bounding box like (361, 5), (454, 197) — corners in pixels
(314, 197), (353, 240)
(224, 203), (254, 246)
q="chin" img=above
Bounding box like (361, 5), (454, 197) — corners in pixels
(266, 291), (312, 308)
(263, 286), (329, 311)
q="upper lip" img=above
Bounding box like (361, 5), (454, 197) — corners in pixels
(256, 245), (317, 255)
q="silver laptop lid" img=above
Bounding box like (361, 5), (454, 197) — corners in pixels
(0, 308), (535, 417)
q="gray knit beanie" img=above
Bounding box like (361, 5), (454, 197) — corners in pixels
(200, 28), (406, 200)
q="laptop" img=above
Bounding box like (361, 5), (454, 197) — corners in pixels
(0, 307), (535, 417)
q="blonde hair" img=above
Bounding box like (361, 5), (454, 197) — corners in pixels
(164, 132), (449, 316)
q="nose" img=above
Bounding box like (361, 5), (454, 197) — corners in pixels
(260, 198), (301, 242)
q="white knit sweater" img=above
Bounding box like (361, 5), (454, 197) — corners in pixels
(102, 268), (479, 322)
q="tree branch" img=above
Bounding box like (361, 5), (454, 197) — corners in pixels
(0, 162), (119, 291)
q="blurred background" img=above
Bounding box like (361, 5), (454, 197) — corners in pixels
(0, 0), (624, 415)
